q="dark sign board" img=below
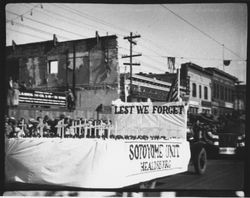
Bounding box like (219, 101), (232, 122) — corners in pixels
(19, 90), (66, 107)
(201, 100), (212, 107)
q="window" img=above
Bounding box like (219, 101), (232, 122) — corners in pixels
(216, 84), (220, 99)
(49, 61), (58, 74)
(213, 83), (217, 99)
(220, 85), (224, 100)
(192, 83), (197, 97)
(204, 86), (208, 100)
(199, 85), (202, 98)
(228, 88), (231, 102)
(225, 87), (228, 101)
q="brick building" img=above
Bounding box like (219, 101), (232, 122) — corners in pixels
(234, 84), (246, 114)
(133, 62), (239, 116)
(137, 62), (213, 114)
(181, 62), (213, 114)
(120, 73), (186, 102)
(205, 67), (238, 116)
(6, 35), (119, 120)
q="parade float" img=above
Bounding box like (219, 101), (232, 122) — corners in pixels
(4, 99), (202, 189)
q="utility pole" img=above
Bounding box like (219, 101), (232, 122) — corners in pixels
(122, 32), (141, 101)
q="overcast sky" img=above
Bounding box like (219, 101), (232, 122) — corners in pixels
(6, 3), (247, 84)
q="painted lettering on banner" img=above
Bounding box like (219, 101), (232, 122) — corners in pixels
(114, 105), (184, 114)
(126, 142), (185, 174)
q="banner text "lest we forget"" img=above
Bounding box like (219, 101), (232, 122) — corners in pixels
(114, 105), (184, 115)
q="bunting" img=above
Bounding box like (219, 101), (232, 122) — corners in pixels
(166, 75), (179, 102)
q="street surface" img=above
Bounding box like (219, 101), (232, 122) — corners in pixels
(4, 158), (245, 197)
(156, 158), (244, 190)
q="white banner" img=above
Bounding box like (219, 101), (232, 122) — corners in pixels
(5, 138), (190, 188)
(112, 100), (189, 139)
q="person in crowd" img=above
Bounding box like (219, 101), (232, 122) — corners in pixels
(16, 127), (25, 138)
(193, 119), (202, 141)
(66, 89), (75, 111)
(8, 117), (22, 138)
(19, 81), (27, 91)
(42, 115), (51, 137)
(5, 116), (13, 138)
(18, 117), (29, 136)
(36, 116), (44, 137)
(28, 118), (40, 138)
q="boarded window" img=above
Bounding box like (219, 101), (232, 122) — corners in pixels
(49, 61), (58, 74)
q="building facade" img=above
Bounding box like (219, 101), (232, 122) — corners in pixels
(120, 73), (186, 102)
(205, 67), (238, 116)
(234, 84), (246, 114)
(181, 62), (213, 114)
(6, 35), (119, 119)
(137, 63), (213, 114)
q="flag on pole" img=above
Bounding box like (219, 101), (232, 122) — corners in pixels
(166, 74), (179, 102)
(223, 60), (231, 66)
(167, 57), (175, 73)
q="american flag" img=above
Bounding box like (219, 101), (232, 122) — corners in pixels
(166, 75), (179, 102)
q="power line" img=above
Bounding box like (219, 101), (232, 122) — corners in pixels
(6, 4), (42, 23)
(45, 4), (177, 63)
(7, 27), (48, 40)
(119, 46), (245, 62)
(7, 7), (166, 72)
(55, 4), (186, 60)
(6, 10), (88, 39)
(160, 4), (243, 59)
(118, 46), (167, 67)
(55, 4), (130, 34)
(7, 21), (70, 41)
(29, 4), (112, 36)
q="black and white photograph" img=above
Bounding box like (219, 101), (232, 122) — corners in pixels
(3, 1), (247, 197)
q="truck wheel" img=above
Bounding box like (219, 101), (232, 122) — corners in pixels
(193, 147), (207, 175)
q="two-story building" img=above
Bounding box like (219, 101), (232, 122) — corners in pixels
(120, 73), (186, 102)
(140, 62), (213, 115)
(234, 84), (246, 114)
(181, 62), (213, 114)
(205, 67), (238, 116)
(6, 34), (119, 120)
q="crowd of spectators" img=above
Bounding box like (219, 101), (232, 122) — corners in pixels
(5, 114), (181, 141)
(5, 114), (112, 139)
